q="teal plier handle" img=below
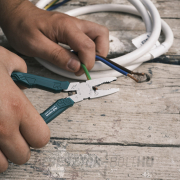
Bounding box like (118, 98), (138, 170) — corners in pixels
(11, 71), (69, 93)
(40, 98), (74, 124)
(11, 72), (74, 124)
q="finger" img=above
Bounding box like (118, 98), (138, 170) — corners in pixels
(0, 46), (27, 75)
(0, 48), (49, 164)
(79, 20), (109, 57)
(0, 47), (27, 89)
(0, 129), (31, 165)
(11, 74), (51, 148)
(0, 69), (50, 150)
(0, 71), (30, 165)
(19, 97), (51, 149)
(41, 18), (96, 75)
(63, 27), (96, 76)
(27, 31), (81, 73)
(0, 150), (8, 173)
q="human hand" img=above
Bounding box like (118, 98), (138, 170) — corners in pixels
(0, 0), (109, 76)
(0, 46), (50, 173)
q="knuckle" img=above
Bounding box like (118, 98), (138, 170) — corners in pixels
(82, 39), (95, 50)
(101, 26), (109, 35)
(50, 13), (62, 20)
(50, 48), (66, 65)
(50, 13), (69, 24)
(0, 128), (12, 139)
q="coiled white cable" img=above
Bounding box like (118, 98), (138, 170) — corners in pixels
(35, 0), (52, 9)
(35, 0), (174, 80)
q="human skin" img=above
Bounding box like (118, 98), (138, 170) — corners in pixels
(0, 46), (50, 172)
(0, 0), (109, 172)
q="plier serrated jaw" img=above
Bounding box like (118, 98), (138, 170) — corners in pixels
(66, 77), (119, 102)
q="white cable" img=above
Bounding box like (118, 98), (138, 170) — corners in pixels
(125, 0), (152, 33)
(35, 0), (174, 80)
(35, 0), (52, 9)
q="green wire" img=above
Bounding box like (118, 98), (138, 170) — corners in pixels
(81, 64), (91, 80)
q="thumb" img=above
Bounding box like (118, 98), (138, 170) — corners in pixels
(31, 33), (81, 72)
(0, 46), (27, 75)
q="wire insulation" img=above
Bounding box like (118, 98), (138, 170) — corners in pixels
(81, 64), (91, 80)
(44, 0), (59, 10)
(47, 0), (70, 11)
(96, 56), (128, 76)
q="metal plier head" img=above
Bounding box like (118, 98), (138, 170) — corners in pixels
(64, 77), (119, 102)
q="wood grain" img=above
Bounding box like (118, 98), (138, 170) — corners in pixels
(0, 0), (180, 179)
(1, 140), (180, 179)
(21, 60), (180, 146)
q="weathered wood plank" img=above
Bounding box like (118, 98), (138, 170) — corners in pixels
(1, 140), (180, 179)
(17, 58), (180, 146)
(0, 1), (180, 179)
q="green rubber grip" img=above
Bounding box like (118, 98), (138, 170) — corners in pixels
(11, 72), (69, 93)
(40, 98), (74, 124)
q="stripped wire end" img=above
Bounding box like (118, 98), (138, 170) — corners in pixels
(131, 72), (145, 76)
(130, 73), (151, 83)
(127, 74), (139, 83)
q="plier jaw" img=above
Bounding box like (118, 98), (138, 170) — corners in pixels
(64, 77), (119, 103)
(11, 72), (119, 124)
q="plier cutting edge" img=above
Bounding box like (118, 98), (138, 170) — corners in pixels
(11, 72), (119, 124)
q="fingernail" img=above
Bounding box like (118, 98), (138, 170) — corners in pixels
(67, 58), (80, 72)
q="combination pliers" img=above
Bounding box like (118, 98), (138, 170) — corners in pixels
(11, 72), (119, 124)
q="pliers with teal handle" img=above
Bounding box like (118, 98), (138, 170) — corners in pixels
(11, 72), (119, 124)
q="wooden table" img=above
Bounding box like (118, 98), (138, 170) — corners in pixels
(0, 0), (180, 179)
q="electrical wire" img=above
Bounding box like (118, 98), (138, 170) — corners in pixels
(81, 64), (91, 80)
(96, 56), (128, 76)
(35, 0), (174, 80)
(96, 55), (149, 83)
(46, 1), (148, 83)
(74, 50), (145, 82)
(44, 0), (59, 10)
(36, 0), (53, 9)
(47, 0), (71, 11)
(97, 55), (144, 76)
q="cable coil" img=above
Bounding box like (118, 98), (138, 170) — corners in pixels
(35, 0), (174, 80)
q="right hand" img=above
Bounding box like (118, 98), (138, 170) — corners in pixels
(0, 46), (50, 173)
(0, 0), (109, 76)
